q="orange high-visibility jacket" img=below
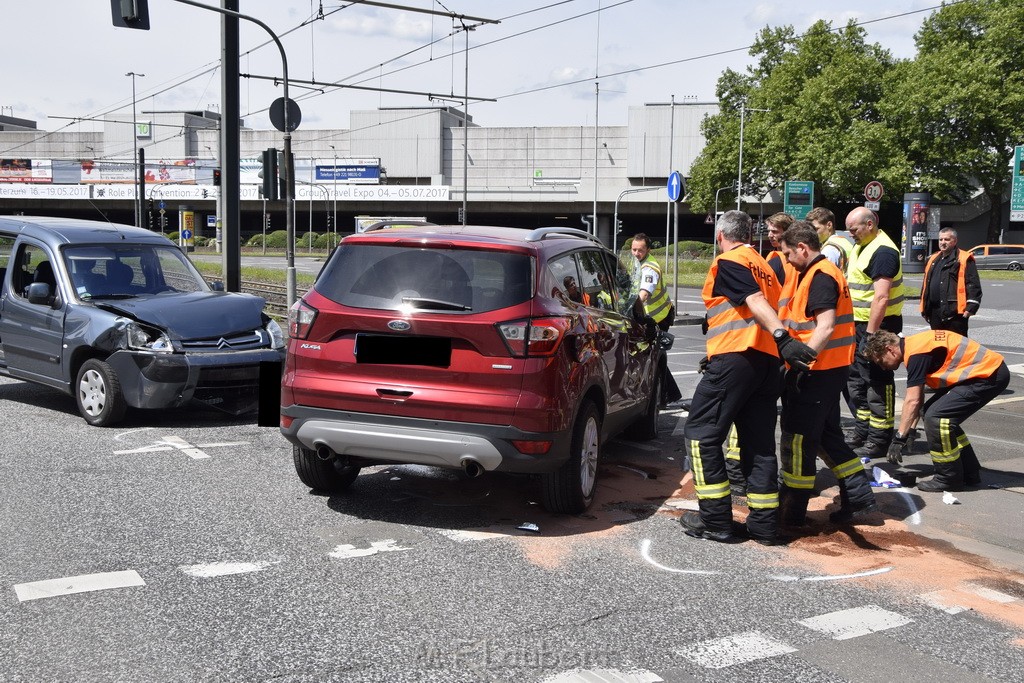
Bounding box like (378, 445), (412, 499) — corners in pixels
(904, 330), (1004, 389)
(779, 258), (855, 370)
(703, 245), (781, 359)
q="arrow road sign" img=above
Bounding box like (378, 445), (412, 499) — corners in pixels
(667, 171), (684, 203)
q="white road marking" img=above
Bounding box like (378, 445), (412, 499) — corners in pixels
(671, 370), (699, 376)
(678, 631), (796, 670)
(896, 489), (922, 525)
(329, 539), (411, 559)
(544, 669), (664, 682)
(770, 567), (894, 582)
(640, 539), (721, 575)
(988, 395), (1024, 406)
(797, 605), (913, 640)
(437, 528), (512, 542)
(919, 591), (968, 614)
(14, 570), (145, 602)
(178, 560), (279, 578)
(963, 583), (1017, 603)
(113, 435), (248, 459)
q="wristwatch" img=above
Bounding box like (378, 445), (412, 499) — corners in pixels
(772, 328), (787, 342)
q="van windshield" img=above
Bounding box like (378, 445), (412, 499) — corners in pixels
(63, 245), (210, 299)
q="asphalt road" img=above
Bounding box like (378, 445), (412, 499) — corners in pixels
(2, 278), (1024, 682)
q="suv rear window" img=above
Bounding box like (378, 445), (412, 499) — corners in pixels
(315, 243), (534, 313)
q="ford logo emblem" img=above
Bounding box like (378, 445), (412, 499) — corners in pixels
(387, 320), (411, 331)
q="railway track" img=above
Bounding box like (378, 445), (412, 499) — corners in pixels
(241, 280), (308, 318)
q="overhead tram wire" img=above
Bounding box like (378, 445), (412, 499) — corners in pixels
(493, 0), (971, 102)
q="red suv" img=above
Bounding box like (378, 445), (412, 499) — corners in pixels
(279, 224), (666, 513)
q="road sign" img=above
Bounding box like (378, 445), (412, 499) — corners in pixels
(864, 181), (884, 203)
(1011, 146), (1024, 222)
(158, 200), (166, 210)
(705, 213), (714, 225)
(667, 171), (684, 202)
(865, 201), (881, 211)
(181, 228), (193, 240)
(783, 180), (814, 219)
(270, 97), (301, 133)
(206, 215), (216, 229)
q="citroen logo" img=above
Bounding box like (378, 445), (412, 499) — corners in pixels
(216, 337), (232, 349)
(387, 320), (411, 331)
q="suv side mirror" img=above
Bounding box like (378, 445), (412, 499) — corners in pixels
(27, 282), (56, 307)
(209, 280), (225, 292)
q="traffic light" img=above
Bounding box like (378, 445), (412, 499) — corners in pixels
(110, 0), (150, 30)
(260, 148), (279, 201)
(615, 219), (623, 234)
(212, 168), (221, 186)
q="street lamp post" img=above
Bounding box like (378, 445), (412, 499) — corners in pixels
(714, 183), (735, 258)
(126, 71), (145, 227)
(329, 144), (338, 248)
(736, 100), (769, 211)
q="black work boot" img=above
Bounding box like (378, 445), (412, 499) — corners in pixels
(853, 441), (888, 459)
(917, 459), (965, 492)
(778, 488), (809, 528)
(679, 511), (743, 543)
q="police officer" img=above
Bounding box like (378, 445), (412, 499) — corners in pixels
(680, 211), (816, 545)
(630, 232), (674, 331)
(920, 227), (982, 336)
(845, 207), (905, 458)
(863, 330), (1009, 491)
(776, 222), (877, 525)
(806, 207), (852, 272)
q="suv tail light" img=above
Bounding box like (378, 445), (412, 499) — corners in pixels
(497, 317), (568, 358)
(289, 300), (318, 340)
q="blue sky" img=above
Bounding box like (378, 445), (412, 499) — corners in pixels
(4, 1), (939, 133)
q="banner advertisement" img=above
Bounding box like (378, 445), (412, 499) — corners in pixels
(0, 183), (90, 199)
(80, 160), (197, 184)
(902, 192), (930, 274)
(0, 159), (52, 183)
(314, 158), (380, 184)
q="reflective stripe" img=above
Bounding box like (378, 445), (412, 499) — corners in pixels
(832, 457), (864, 479)
(695, 480), (732, 500)
(703, 245), (780, 358)
(726, 425), (740, 459)
(746, 491), (779, 509)
(906, 331), (1004, 390)
(848, 230), (904, 321)
(638, 256), (672, 323)
(848, 282), (874, 291)
(783, 471), (816, 489)
(705, 316), (759, 339)
(824, 335), (857, 350)
(706, 300), (734, 318)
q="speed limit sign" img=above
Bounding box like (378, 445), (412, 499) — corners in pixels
(864, 181), (884, 202)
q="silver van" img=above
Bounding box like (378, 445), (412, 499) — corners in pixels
(969, 244), (1024, 271)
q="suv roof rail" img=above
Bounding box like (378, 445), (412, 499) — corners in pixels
(525, 227), (604, 245)
(362, 220), (437, 233)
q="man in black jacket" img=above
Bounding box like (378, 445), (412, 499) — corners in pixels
(920, 228), (982, 336)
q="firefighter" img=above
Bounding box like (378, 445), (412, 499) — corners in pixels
(765, 212), (797, 289)
(863, 330), (1008, 491)
(776, 222), (877, 525)
(920, 227), (982, 336)
(845, 207), (905, 458)
(680, 211), (816, 545)
(807, 206), (852, 272)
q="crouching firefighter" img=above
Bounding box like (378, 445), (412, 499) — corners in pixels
(776, 222), (878, 526)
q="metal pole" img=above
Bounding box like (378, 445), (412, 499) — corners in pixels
(462, 23), (470, 226)
(308, 164), (313, 253)
(262, 198), (267, 256)
(665, 96), (674, 278)
(594, 81), (599, 237)
(126, 71), (144, 227)
(669, 95), (677, 307)
(330, 146), (338, 247)
(614, 186), (662, 253)
(737, 100), (745, 211)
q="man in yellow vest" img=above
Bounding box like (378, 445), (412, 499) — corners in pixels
(807, 206), (852, 273)
(920, 227), (982, 336)
(776, 222), (877, 526)
(845, 207), (905, 458)
(863, 330), (1008, 491)
(680, 211), (816, 546)
(630, 233), (674, 331)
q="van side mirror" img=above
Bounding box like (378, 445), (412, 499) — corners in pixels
(27, 282), (57, 307)
(209, 280), (225, 292)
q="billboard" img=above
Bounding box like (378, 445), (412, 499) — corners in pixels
(0, 159), (52, 183)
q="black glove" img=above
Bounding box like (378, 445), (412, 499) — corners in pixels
(697, 355), (709, 373)
(887, 432), (908, 465)
(701, 314), (709, 335)
(775, 333), (817, 371)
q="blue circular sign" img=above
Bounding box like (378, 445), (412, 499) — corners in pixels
(158, 200), (166, 210)
(181, 229), (193, 240)
(667, 171), (684, 202)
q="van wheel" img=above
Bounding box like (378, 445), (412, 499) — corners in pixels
(1009, 262), (1021, 271)
(76, 359), (127, 427)
(542, 402), (600, 514)
(292, 445), (360, 492)
(624, 364), (661, 442)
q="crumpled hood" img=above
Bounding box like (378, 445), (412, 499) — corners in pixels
(98, 292), (267, 340)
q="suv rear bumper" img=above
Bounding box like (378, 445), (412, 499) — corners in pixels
(280, 405), (572, 473)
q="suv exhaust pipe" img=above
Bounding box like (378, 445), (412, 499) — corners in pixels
(314, 443), (336, 461)
(461, 458), (484, 478)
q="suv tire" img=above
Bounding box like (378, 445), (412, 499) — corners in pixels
(76, 359), (127, 427)
(624, 363), (662, 442)
(542, 401), (600, 514)
(292, 445), (361, 492)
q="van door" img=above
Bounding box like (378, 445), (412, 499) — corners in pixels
(0, 240), (67, 388)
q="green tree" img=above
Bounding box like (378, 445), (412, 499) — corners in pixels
(879, 0), (1024, 242)
(688, 21), (910, 212)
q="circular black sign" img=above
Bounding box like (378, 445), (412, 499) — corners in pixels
(269, 97), (301, 132)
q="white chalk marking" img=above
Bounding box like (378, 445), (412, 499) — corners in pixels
(919, 591), (968, 615)
(329, 539), (411, 559)
(896, 489), (922, 525)
(671, 370), (699, 376)
(14, 570), (145, 602)
(178, 560), (279, 578)
(678, 631), (796, 670)
(113, 435), (248, 459)
(640, 539), (721, 575)
(797, 605), (913, 640)
(770, 566), (894, 582)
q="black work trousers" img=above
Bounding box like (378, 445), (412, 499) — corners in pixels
(683, 349), (782, 539)
(922, 363), (1010, 485)
(929, 314), (969, 336)
(781, 367), (874, 513)
(848, 320), (901, 446)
